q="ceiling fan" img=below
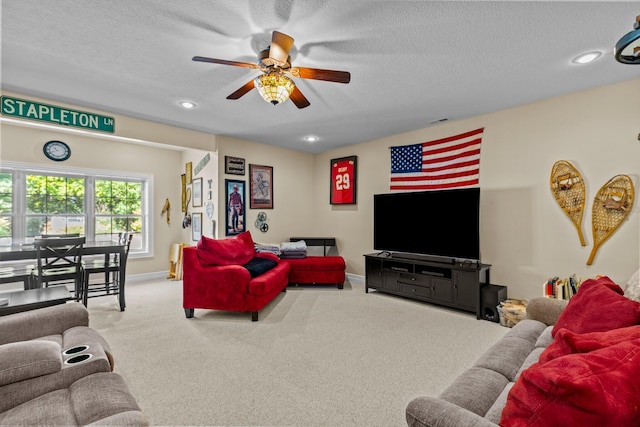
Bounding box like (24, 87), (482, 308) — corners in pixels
(193, 31), (351, 109)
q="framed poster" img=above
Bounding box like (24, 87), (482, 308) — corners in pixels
(192, 178), (203, 207)
(249, 164), (273, 209)
(225, 179), (245, 236)
(330, 155), (357, 204)
(225, 156), (245, 175)
(192, 212), (202, 242)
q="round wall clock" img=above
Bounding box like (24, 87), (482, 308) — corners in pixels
(43, 140), (71, 161)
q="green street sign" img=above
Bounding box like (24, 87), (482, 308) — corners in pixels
(1, 96), (115, 133)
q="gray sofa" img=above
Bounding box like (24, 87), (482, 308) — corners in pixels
(0, 303), (148, 426)
(406, 297), (568, 427)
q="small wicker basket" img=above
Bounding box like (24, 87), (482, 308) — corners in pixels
(498, 298), (529, 328)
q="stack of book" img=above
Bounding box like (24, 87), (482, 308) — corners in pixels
(543, 275), (586, 300)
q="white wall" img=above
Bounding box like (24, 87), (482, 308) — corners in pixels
(215, 136), (316, 244)
(2, 80), (638, 300)
(179, 148), (218, 244)
(314, 79), (640, 299)
(0, 91), (216, 276)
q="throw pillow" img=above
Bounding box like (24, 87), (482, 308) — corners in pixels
(196, 231), (255, 266)
(500, 338), (640, 427)
(625, 269), (640, 302)
(243, 257), (278, 278)
(539, 324), (640, 364)
(551, 276), (640, 337)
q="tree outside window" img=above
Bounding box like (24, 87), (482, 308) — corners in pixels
(95, 179), (143, 247)
(0, 167), (149, 251)
(26, 174), (85, 237)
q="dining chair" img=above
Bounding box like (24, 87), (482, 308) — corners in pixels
(81, 233), (133, 307)
(33, 237), (86, 298)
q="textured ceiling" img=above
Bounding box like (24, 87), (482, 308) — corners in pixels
(1, 1), (638, 154)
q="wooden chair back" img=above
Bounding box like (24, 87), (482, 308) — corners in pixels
(34, 236), (86, 291)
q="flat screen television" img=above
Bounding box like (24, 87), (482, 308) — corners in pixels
(373, 188), (480, 262)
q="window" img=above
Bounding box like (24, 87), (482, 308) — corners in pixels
(95, 179), (142, 241)
(26, 174), (85, 238)
(0, 172), (12, 244)
(0, 162), (151, 255)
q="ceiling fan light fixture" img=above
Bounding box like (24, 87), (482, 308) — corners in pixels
(254, 73), (295, 105)
(615, 15), (640, 64)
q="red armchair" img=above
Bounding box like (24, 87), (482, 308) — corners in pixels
(182, 231), (290, 321)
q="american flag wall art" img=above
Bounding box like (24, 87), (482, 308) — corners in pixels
(389, 127), (484, 191)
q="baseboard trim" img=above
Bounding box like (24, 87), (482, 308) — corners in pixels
(347, 273), (365, 286)
(127, 271), (366, 286)
(127, 271), (171, 283)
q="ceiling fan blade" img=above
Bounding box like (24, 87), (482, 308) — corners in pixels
(226, 80), (255, 100)
(193, 56), (258, 69)
(269, 31), (294, 65)
(289, 86), (310, 109)
(290, 66), (351, 84)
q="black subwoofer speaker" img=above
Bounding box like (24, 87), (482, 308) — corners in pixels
(481, 284), (507, 323)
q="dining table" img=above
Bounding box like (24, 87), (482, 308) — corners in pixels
(0, 240), (128, 311)
(0, 286), (73, 316)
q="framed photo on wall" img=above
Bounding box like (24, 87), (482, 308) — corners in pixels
(225, 179), (245, 236)
(225, 156), (245, 175)
(330, 155), (357, 205)
(249, 164), (273, 209)
(192, 212), (202, 242)
(192, 178), (203, 207)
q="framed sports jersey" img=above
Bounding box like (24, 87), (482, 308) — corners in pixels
(330, 156), (357, 205)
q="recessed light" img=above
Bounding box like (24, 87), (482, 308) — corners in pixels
(179, 101), (196, 109)
(304, 135), (319, 142)
(572, 51), (602, 64)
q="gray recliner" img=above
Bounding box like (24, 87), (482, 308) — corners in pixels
(0, 303), (148, 426)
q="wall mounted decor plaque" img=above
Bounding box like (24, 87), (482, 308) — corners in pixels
(587, 174), (635, 265)
(185, 162), (193, 184)
(225, 156), (245, 175)
(550, 160), (586, 246)
(254, 211), (269, 233)
(181, 174), (187, 212)
(194, 153), (211, 176)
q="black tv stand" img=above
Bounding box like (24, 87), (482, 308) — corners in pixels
(364, 253), (491, 319)
(386, 251), (459, 265)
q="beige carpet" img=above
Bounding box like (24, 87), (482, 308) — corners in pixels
(86, 278), (508, 426)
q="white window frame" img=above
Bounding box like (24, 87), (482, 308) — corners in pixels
(0, 161), (153, 259)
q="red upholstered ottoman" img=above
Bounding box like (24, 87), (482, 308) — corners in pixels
(282, 256), (346, 289)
